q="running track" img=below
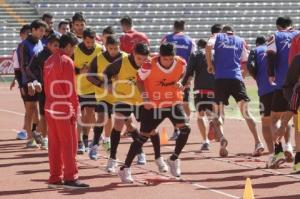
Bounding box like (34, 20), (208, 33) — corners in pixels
(0, 83), (299, 199)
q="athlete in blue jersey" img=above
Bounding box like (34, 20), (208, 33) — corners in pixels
(266, 16), (299, 168)
(161, 20), (195, 140)
(206, 25), (264, 158)
(247, 36), (276, 154)
(18, 20), (47, 148)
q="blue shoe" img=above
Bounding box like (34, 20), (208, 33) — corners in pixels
(77, 143), (85, 155)
(89, 145), (99, 160)
(16, 130), (27, 140)
(137, 152), (147, 165)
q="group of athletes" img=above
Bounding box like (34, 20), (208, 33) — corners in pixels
(9, 12), (300, 188)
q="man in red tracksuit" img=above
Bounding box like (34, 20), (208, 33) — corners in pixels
(43, 32), (89, 189)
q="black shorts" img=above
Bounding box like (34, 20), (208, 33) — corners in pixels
(78, 93), (97, 109)
(20, 86), (38, 102)
(95, 101), (113, 118)
(271, 89), (289, 112)
(283, 87), (299, 114)
(259, 92), (274, 117)
(194, 92), (215, 112)
(183, 88), (190, 102)
(140, 104), (188, 133)
(38, 91), (45, 115)
(114, 102), (141, 121)
(215, 79), (250, 105)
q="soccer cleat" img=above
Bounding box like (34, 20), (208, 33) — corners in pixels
(169, 130), (179, 141)
(102, 140), (111, 154)
(26, 139), (39, 148)
(219, 138), (228, 157)
(118, 167), (134, 183)
(284, 144), (294, 163)
(32, 130), (43, 144)
(136, 152), (147, 165)
(63, 180), (89, 189)
(200, 142), (210, 151)
(253, 142), (264, 157)
(106, 158), (118, 174)
(155, 157), (169, 173)
(16, 130), (28, 140)
(48, 181), (64, 189)
(88, 145), (99, 160)
(266, 152), (286, 169)
(77, 142), (85, 155)
(41, 138), (48, 150)
(292, 162), (300, 174)
(167, 158), (181, 177)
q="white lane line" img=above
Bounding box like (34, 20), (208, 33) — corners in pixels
(191, 183), (240, 199)
(93, 153), (241, 199)
(0, 109), (24, 116)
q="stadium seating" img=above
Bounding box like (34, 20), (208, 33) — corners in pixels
(1, 0), (300, 55)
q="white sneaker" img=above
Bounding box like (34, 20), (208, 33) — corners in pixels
(137, 152), (147, 165)
(167, 158), (181, 177)
(284, 144), (294, 163)
(118, 167), (134, 183)
(253, 142), (264, 157)
(106, 158), (118, 174)
(155, 157), (168, 173)
(41, 138), (48, 150)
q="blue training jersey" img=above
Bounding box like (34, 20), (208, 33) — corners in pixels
(162, 32), (194, 62)
(255, 45), (276, 96)
(17, 38), (44, 84)
(268, 29), (300, 89)
(213, 33), (247, 81)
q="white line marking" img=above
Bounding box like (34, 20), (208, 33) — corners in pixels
(191, 183), (240, 199)
(0, 109), (24, 116)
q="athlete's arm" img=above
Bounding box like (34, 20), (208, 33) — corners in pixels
(87, 57), (103, 87)
(266, 35), (277, 85)
(205, 36), (215, 74)
(241, 41), (249, 78)
(64, 59), (79, 116)
(181, 53), (195, 87)
(103, 58), (122, 85)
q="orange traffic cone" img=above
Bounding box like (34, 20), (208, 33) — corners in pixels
(243, 178), (255, 199)
(160, 127), (168, 145)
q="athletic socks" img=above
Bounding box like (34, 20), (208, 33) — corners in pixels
(150, 133), (161, 159)
(123, 135), (148, 168)
(93, 126), (103, 146)
(110, 129), (121, 159)
(274, 142), (283, 155)
(83, 134), (89, 148)
(171, 126), (191, 161)
(32, 123), (37, 132)
(295, 152), (300, 164)
(129, 129), (143, 154)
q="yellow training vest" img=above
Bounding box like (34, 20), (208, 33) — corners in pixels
(94, 52), (127, 104)
(114, 56), (142, 105)
(74, 44), (103, 95)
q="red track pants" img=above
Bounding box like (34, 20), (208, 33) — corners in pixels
(46, 112), (78, 183)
